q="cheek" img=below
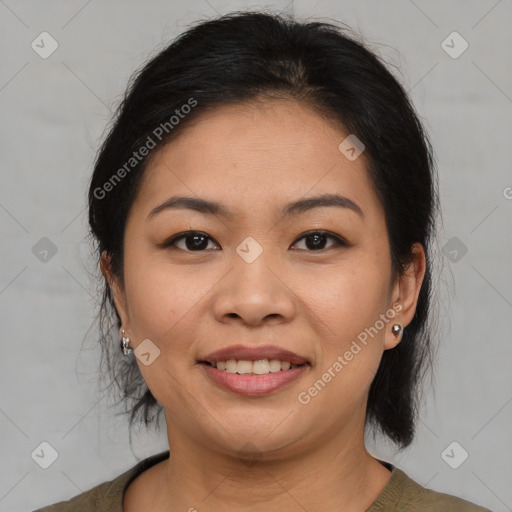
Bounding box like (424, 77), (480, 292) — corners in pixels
(122, 252), (206, 408)
(122, 246), (204, 343)
(295, 258), (391, 398)
(300, 258), (390, 338)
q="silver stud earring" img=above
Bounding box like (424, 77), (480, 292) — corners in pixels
(120, 328), (133, 356)
(391, 323), (403, 341)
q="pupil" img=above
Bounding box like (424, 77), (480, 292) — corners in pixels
(186, 234), (208, 250)
(306, 234), (326, 250)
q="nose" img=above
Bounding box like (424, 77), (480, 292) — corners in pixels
(211, 251), (296, 327)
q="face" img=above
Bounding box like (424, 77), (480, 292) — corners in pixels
(105, 99), (424, 461)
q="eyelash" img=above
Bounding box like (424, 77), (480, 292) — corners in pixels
(161, 230), (347, 252)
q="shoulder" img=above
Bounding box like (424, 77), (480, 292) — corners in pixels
(368, 466), (493, 512)
(31, 451), (171, 512)
(30, 470), (131, 512)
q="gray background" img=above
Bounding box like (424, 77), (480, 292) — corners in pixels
(1, 1), (511, 511)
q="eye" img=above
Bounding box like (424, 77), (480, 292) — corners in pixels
(291, 230), (347, 251)
(161, 229), (347, 252)
(162, 231), (220, 252)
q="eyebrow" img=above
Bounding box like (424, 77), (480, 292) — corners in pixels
(147, 193), (364, 221)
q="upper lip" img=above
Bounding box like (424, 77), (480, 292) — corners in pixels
(200, 344), (309, 365)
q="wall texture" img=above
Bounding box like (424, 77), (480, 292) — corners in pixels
(1, 1), (511, 511)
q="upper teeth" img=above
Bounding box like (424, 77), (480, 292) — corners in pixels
(211, 359), (299, 375)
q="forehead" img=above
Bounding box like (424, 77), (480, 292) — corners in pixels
(135, 99), (381, 220)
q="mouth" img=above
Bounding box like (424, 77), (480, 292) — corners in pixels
(197, 344), (311, 396)
(197, 344), (310, 396)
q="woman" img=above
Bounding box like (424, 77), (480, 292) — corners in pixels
(35, 11), (492, 512)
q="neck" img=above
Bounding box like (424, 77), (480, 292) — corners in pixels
(146, 416), (392, 511)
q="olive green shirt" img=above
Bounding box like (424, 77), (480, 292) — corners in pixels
(33, 450), (492, 511)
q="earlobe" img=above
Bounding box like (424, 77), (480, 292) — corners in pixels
(384, 243), (426, 350)
(383, 305), (404, 350)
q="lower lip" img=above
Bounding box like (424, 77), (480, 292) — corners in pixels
(200, 363), (309, 396)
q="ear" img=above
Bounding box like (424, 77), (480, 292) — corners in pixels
(384, 242), (427, 350)
(100, 250), (131, 333)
